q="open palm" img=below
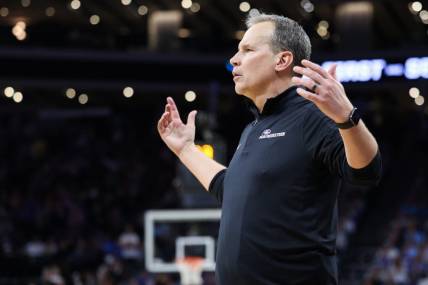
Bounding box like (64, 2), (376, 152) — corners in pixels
(158, 97), (197, 156)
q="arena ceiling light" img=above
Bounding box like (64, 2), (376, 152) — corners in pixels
(66, 88), (76, 99)
(70, 0), (81, 10)
(409, 1), (423, 14)
(4, 87), (14, 98)
(190, 2), (201, 13)
(185, 90), (196, 102)
(420, 10), (428, 24)
(317, 20), (330, 39)
(12, 21), (27, 41)
(78, 94), (88, 104)
(249, 8), (260, 17)
(21, 0), (31, 8)
(89, 15), (100, 25)
(181, 0), (192, 9)
(415, 95), (425, 106)
(0, 7), (9, 17)
(13, 91), (23, 103)
(45, 7), (55, 17)
(239, 2), (251, 13)
(138, 5), (148, 16)
(301, 0), (315, 13)
(123, 87), (134, 98)
(409, 87), (420, 98)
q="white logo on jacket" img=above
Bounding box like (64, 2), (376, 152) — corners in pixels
(259, 129), (286, 139)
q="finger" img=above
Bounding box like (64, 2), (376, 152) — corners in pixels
(296, 87), (323, 104)
(158, 112), (169, 132)
(301, 59), (331, 80)
(186, 110), (197, 127)
(291, 76), (317, 91)
(166, 97), (182, 121)
(163, 112), (171, 128)
(164, 105), (172, 122)
(162, 112), (171, 128)
(166, 104), (172, 118)
(293, 65), (326, 85)
(328, 63), (337, 80)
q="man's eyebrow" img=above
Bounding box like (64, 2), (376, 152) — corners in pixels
(238, 43), (252, 50)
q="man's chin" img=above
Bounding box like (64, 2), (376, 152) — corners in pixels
(234, 85), (245, 95)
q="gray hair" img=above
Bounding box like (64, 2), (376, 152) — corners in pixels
(246, 12), (311, 67)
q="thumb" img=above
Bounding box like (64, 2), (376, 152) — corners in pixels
(186, 110), (197, 127)
(328, 63), (337, 80)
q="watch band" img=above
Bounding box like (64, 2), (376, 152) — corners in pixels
(336, 107), (360, 129)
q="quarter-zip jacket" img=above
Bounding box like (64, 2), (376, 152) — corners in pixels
(209, 86), (382, 285)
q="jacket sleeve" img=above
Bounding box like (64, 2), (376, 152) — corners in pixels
(208, 169), (227, 204)
(302, 105), (382, 186)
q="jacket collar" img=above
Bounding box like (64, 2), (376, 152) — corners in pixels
(245, 85), (302, 120)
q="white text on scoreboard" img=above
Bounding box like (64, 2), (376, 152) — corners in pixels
(321, 57), (428, 82)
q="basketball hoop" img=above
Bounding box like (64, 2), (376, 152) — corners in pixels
(176, 256), (204, 285)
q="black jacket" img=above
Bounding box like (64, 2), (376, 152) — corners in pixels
(209, 86), (382, 285)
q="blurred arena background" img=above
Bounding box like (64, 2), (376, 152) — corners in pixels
(0, 0), (428, 284)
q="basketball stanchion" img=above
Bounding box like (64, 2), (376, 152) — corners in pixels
(176, 256), (205, 285)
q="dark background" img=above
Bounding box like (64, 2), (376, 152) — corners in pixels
(0, 0), (428, 284)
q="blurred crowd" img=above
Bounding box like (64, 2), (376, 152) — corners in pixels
(366, 212), (428, 285)
(0, 108), (182, 285)
(365, 157), (428, 285)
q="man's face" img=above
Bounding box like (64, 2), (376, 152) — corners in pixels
(230, 21), (278, 97)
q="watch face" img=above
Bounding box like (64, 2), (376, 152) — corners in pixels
(351, 108), (361, 125)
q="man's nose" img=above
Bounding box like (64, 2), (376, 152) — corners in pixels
(230, 53), (240, 66)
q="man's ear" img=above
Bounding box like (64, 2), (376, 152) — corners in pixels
(275, 51), (293, 72)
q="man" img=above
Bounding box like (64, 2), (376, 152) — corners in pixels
(157, 12), (381, 285)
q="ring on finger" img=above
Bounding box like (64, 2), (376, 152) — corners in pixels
(311, 83), (319, 93)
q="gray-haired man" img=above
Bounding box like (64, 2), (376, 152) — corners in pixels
(158, 12), (381, 285)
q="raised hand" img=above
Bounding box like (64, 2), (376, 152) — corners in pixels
(157, 97), (197, 156)
(291, 59), (354, 124)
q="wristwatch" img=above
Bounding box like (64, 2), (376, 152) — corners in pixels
(336, 107), (361, 129)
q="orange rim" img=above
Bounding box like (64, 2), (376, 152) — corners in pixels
(176, 256), (204, 269)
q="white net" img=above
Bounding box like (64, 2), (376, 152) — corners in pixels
(176, 257), (204, 285)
